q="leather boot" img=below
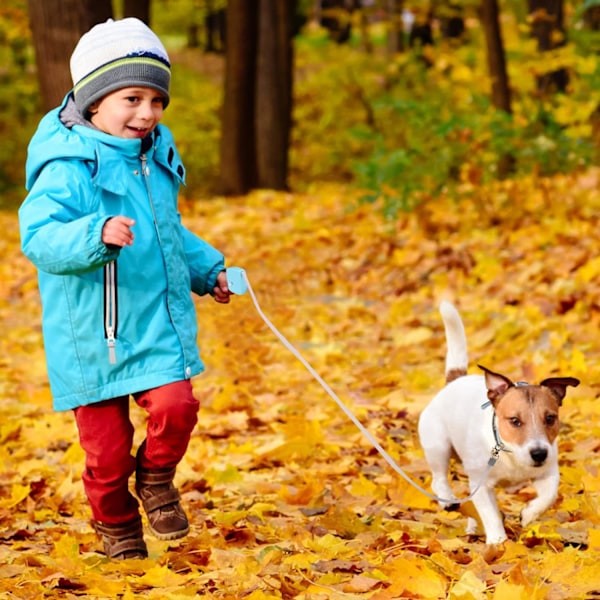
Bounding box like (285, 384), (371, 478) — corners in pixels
(93, 515), (148, 559)
(135, 466), (190, 540)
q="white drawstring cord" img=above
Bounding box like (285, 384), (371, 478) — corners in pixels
(227, 267), (497, 505)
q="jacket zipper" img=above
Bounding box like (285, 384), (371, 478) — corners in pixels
(104, 260), (118, 364)
(140, 154), (159, 223)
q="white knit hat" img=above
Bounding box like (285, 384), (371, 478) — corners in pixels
(70, 18), (171, 114)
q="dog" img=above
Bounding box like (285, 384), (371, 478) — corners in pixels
(418, 301), (579, 544)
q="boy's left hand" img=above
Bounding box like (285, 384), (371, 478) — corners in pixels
(213, 270), (232, 303)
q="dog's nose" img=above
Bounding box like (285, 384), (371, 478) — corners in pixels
(530, 447), (548, 465)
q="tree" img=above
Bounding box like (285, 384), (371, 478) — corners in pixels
(28, 0), (112, 111)
(218, 0), (259, 195)
(480, 0), (514, 178)
(480, 0), (511, 115)
(255, 1), (295, 190)
(219, 0), (296, 195)
(528, 0), (568, 94)
(123, 0), (150, 25)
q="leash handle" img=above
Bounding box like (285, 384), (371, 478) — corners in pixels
(226, 266), (248, 295)
(228, 267), (494, 505)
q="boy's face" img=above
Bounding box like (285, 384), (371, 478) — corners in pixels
(87, 86), (166, 139)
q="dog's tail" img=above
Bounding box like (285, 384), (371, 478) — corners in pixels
(439, 300), (468, 384)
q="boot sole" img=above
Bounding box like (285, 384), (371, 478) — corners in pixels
(147, 523), (190, 541)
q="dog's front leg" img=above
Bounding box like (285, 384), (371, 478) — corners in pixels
(471, 484), (507, 544)
(521, 471), (559, 528)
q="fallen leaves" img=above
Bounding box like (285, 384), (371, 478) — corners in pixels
(2, 171), (600, 597)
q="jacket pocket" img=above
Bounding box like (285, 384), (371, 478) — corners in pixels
(104, 260), (118, 364)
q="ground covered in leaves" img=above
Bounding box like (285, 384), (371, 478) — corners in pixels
(1, 173), (600, 599)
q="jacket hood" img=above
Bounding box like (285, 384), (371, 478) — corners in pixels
(25, 93), (184, 192)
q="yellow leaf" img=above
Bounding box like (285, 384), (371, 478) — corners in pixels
(448, 570), (486, 599)
(588, 528), (600, 551)
(204, 464), (242, 486)
(137, 564), (188, 588)
(388, 475), (434, 510)
(392, 326), (433, 347)
(350, 473), (383, 498)
(384, 556), (447, 598)
(493, 581), (529, 600)
(0, 483), (30, 509)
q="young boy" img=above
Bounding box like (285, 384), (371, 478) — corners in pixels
(19, 18), (232, 559)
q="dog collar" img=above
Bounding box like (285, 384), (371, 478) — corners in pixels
(481, 381), (529, 463)
(490, 412), (512, 461)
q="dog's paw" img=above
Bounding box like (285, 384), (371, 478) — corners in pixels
(520, 505), (541, 527)
(484, 531), (508, 544)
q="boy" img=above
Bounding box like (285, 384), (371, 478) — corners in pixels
(19, 18), (232, 559)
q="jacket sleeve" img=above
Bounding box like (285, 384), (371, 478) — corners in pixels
(19, 161), (119, 275)
(180, 225), (225, 296)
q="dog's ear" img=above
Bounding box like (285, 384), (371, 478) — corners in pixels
(478, 365), (513, 405)
(539, 377), (580, 406)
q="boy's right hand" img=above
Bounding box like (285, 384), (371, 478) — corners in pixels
(102, 216), (135, 248)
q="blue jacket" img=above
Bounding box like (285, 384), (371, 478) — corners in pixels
(19, 94), (225, 411)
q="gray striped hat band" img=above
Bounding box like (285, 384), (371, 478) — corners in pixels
(73, 56), (170, 114)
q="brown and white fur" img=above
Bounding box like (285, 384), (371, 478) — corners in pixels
(418, 301), (579, 544)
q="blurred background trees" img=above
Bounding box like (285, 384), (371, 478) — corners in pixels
(3, 0), (600, 214)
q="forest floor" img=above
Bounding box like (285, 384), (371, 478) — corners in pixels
(1, 175), (600, 598)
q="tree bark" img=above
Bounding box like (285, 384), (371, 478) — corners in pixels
(527, 0), (568, 94)
(123, 0), (151, 25)
(480, 0), (511, 114)
(28, 0), (112, 111)
(255, 0), (295, 190)
(218, 0), (294, 195)
(218, 0), (259, 195)
(387, 0), (403, 55)
(480, 0), (514, 178)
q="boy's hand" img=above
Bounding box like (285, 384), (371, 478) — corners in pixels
(213, 270), (232, 304)
(102, 216), (135, 247)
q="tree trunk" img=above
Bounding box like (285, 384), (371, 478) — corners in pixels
(527, 0), (568, 94)
(28, 0), (112, 111)
(219, 0), (294, 195)
(480, 0), (511, 114)
(255, 0), (295, 190)
(480, 0), (514, 178)
(387, 0), (403, 55)
(218, 0), (259, 195)
(123, 0), (151, 25)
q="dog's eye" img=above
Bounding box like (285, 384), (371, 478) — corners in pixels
(509, 417), (522, 427)
(545, 414), (558, 426)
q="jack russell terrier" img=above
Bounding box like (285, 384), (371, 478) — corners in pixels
(418, 301), (579, 544)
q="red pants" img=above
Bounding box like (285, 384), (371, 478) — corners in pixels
(73, 380), (199, 524)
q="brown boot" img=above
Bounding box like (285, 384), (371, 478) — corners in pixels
(93, 515), (148, 559)
(135, 466), (190, 541)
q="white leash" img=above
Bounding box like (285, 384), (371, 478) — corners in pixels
(226, 267), (498, 505)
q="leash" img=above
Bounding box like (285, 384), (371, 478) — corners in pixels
(226, 267), (502, 506)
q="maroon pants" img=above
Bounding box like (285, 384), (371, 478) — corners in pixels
(73, 380), (199, 524)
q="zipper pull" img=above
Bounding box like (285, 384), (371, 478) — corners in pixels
(107, 328), (117, 364)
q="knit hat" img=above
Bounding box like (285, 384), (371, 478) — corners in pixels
(70, 18), (171, 115)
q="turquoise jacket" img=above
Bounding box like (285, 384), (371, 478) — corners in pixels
(19, 94), (225, 411)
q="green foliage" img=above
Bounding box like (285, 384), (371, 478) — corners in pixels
(292, 19), (600, 215)
(162, 53), (223, 197)
(0, 1), (39, 208)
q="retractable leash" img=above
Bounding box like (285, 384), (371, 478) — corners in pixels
(225, 267), (499, 506)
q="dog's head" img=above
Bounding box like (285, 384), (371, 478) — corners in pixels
(478, 365), (579, 468)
